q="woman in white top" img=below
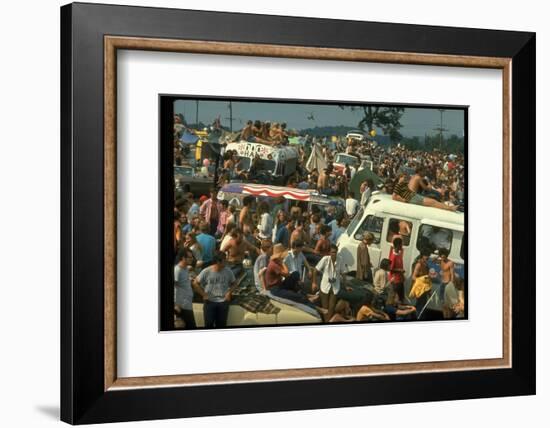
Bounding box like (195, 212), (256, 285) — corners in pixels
(220, 223), (237, 251)
(257, 201), (274, 240)
(312, 244), (348, 319)
(373, 258), (391, 296)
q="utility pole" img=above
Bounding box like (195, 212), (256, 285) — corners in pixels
(228, 101), (233, 132)
(433, 109), (448, 151)
(225, 102), (243, 132)
(195, 100), (199, 127)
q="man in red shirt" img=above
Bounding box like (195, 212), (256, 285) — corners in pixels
(389, 237), (406, 303)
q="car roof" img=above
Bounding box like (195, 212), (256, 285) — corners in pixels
(220, 183), (317, 201)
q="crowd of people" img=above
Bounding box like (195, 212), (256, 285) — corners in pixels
(173, 116), (465, 329)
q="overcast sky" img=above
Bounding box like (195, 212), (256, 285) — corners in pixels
(174, 99), (465, 138)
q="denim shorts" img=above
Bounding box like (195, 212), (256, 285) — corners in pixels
(410, 193), (424, 205)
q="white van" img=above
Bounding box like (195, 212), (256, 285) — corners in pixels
(226, 141), (299, 184)
(337, 193), (465, 309)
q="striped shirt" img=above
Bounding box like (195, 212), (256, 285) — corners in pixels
(393, 182), (416, 202)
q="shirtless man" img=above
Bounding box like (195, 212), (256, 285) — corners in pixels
(290, 219), (310, 249)
(408, 166), (428, 193)
(317, 168), (329, 190)
(241, 120), (254, 141)
(220, 228), (259, 276)
(393, 173), (457, 211)
(438, 247), (455, 302)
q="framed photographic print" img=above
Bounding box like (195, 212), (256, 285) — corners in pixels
(60, 2), (535, 424)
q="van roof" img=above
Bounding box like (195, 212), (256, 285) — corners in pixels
(366, 193), (464, 226)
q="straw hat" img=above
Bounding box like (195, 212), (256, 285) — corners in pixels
(270, 243), (288, 260)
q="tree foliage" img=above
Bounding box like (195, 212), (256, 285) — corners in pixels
(340, 105), (405, 142)
(401, 134), (465, 154)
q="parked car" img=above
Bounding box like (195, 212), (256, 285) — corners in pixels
(226, 141), (299, 185)
(332, 152), (360, 176)
(174, 165), (214, 197)
(217, 182), (345, 217)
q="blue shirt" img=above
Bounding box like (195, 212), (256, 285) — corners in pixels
(328, 219), (344, 244)
(284, 250), (306, 275)
(174, 264), (193, 310)
(196, 233), (216, 263)
(187, 203), (200, 218)
(196, 266), (235, 303)
(274, 224), (290, 248)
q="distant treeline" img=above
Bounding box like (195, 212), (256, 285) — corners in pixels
(298, 125), (356, 137)
(400, 134), (465, 154)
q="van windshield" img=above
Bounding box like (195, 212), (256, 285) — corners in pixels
(335, 154), (359, 166)
(256, 159), (276, 173)
(236, 157), (276, 173)
(347, 207), (364, 235)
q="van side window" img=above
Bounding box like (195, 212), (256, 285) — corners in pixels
(460, 235), (465, 260)
(354, 215), (384, 244)
(417, 224), (453, 254)
(386, 218), (412, 246)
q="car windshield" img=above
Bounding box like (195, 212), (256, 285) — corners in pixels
(255, 159), (276, 173)
(174, 166), (193, 177)
(335, 154), (359, 166)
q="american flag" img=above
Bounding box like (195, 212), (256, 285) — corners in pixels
(241, 184), (312, 201)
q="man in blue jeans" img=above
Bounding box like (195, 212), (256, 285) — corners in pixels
(193, 251), (237, 328)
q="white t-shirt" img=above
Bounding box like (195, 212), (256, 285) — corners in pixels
(345, 198), (359, 217)
(373, 268), (388, 295)
(315, 255), (347, 295)
(220, 234), (232, 251)
(360, 188), (372, 206)
(284, 250), (307, 275)
(258, 212), (273, 239)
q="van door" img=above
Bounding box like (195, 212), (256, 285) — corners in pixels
(383, 217), (415, 277)
(349, 213), (385, 271)
(414, 223), (460, 309)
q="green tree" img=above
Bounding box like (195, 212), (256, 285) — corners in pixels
(402, 136), (421, 150)
(340, 105), (405, 142)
